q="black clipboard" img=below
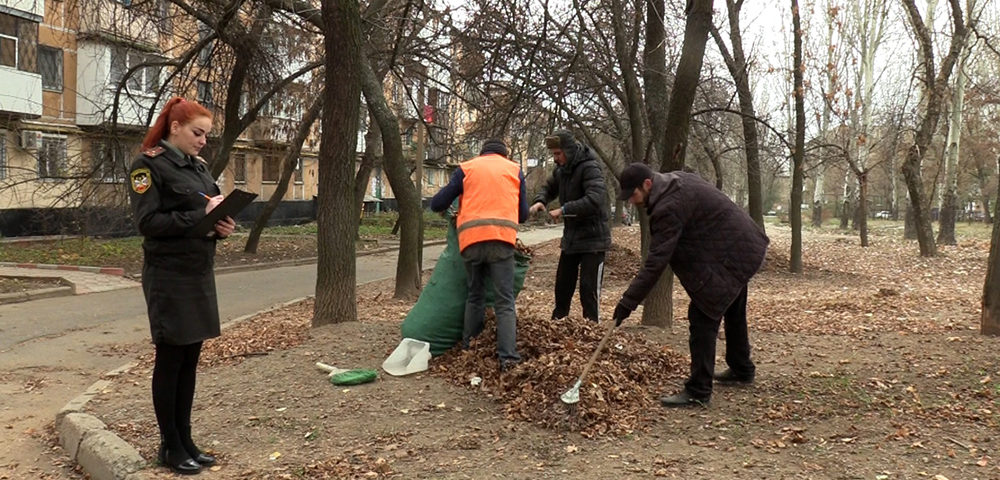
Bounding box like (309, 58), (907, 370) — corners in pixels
(190, 189), (258, 237)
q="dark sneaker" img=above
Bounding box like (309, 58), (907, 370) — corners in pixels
(713, 369), (755, 385)
(659, 391), (710, 408)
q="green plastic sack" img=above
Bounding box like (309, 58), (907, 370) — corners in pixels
(400, 221), (530, 356)
(329, 369), (378, 385)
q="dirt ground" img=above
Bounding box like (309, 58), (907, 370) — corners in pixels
(79, 224), (1000, 480)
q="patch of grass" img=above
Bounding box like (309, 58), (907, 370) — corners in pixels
(953, 221), (993, 241)
(268, 214), (448, 240)
(0, 236), (144, 267)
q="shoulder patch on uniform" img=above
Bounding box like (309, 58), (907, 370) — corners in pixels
(143, 146), (165, 157)
(130, 168), (152, 194)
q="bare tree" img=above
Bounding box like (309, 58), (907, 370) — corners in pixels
(709, 0), (764, 227)
(900, 0), (969, 256)
(790, 0), (805, 273)
(640, 0), (714, 327)
(314, 0), (362, 326)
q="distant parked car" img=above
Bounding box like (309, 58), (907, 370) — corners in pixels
(875, 210), (891, 219)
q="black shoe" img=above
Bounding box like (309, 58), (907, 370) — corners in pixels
(659, 391), (710, 408)
(714, 368), (755, 385)
(158, 444), (201, 475)
(180, 424), (216, 466)
(191, 451), (215, 467)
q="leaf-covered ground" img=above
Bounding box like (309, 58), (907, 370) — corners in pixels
(81, 224), (1000, 479)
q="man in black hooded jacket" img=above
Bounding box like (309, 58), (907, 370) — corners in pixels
(529, 130), (612, 322)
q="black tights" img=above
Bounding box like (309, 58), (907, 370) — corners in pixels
(152, 342), (203, 454)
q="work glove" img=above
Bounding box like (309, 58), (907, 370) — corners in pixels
(612, 302), (632, 327)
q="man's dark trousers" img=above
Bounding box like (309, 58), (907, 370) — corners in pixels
(551, 251), (605, 322)
(684, 285), (755, 399)
(461, 240), (519, 362)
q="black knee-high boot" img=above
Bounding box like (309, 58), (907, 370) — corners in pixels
(153, 343), (200, 475)
(175, 342), (215, 466)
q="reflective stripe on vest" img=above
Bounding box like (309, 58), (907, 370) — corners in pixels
(456, 154), (520, 251)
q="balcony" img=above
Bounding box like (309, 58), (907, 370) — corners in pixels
(2, 0), (44, 21)
(75, 41), (161, 127)
(77, 0), (159, 49)
(0, 67), (42, 117)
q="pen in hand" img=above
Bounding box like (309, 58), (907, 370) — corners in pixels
(198, 191), (213, 200)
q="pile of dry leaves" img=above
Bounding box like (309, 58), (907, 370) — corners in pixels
(431, 302), (685, 438)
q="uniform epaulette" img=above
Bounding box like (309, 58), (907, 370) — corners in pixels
(143, 146), (165, 157)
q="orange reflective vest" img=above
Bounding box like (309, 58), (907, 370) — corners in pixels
(456, 154), (521, 252)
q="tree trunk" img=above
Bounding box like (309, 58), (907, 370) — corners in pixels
(812, 168), (826, 228)
(981, 172), (1000, 335)
(354, 118), (382, 228)
(314, 0), (362, 327)
(245, 93), (324, 253)
(900, 0), (968, 257)
(937, 43), (967, 245)
(612, 0), (646, 167)
(643, 0), (667, 169)
(790, 0), (805, 273)
(359, 53), (422, 299)
(904, 205), (917, 239)
(710, 0), (763, 227)
(639, 0), (712, 328)
(858, 172), (869, 247)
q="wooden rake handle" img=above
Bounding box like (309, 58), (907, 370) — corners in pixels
(576, 320), (617, 385)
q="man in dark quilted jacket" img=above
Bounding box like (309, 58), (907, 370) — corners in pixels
(611, 163), (769, 408)
(529, 130), (612, 323)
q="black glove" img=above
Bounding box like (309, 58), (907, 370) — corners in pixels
(613, 302), (632, 327)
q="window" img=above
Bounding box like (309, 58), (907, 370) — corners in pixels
(232, 152), (246, 183)
(38, 136), (67, 179)
(109, 47), (159, 94)
(94, 140), (132, 183)
(197, 80), (212, 107)
(0, 133), (6, 180)
(0, 13), (16, 68)
(294, 157), (303, 183)
(262, 154), (279, 182)
(197, 22), (212, 67)
(38, 46), (62, 91)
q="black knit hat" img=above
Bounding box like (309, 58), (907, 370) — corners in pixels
(618, 163), (654, 200)
(480, 138), (508, 157)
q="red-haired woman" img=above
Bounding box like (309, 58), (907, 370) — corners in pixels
(128, 97), (235, 475)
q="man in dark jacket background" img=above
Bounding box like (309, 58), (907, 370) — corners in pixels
(529, 129), (612, 323)
(611, 163), (769, 408)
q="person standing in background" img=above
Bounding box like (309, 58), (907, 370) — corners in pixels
(529, 129), (612, 323)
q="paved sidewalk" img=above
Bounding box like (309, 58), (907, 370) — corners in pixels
(0, 265), (138, 295)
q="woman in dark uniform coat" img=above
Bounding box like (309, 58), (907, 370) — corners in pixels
(128, 97), (236, 475)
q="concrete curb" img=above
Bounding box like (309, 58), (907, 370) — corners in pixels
(0, 285), (74, 304)
(56, 363), (147, 480)
(0, 262), (125, 276)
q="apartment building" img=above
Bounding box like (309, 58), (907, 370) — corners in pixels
(0, 0), (460, 234)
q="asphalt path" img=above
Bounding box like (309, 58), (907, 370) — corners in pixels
(0, 226), (563, 478)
